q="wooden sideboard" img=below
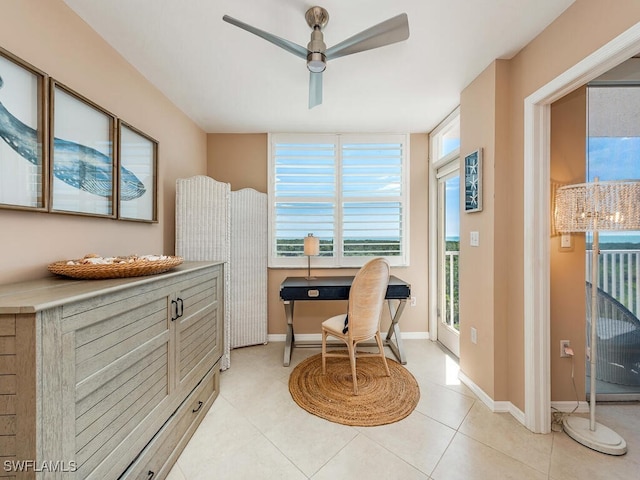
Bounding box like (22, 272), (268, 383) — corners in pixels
(0, 261), (224, 479)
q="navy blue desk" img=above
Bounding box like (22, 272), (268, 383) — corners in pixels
(279, 275), (411, 366)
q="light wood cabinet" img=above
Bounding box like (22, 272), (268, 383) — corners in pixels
(0, 261), (224, 479)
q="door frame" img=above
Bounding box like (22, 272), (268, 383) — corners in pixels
(429, 108), (460, 344)
(523, 23), (640, 433)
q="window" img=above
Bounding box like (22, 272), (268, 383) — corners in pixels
(268, 133), (409, 267)
(430, 107), (460, 166)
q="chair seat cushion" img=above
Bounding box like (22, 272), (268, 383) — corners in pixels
(323, 314), (348, 336)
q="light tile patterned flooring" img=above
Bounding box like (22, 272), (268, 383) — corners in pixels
(167, 340), (639, 479)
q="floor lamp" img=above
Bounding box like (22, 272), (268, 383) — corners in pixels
(554, 178), (640, 455)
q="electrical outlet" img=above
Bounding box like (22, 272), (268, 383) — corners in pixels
(560, 340), (571, 357)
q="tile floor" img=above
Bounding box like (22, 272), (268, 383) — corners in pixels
(167, 340), (639, 479)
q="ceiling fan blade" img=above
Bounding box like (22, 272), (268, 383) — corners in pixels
(222, 15), (308, 60)
(325, 13), (409, 60)
(309, 71), (323, 109)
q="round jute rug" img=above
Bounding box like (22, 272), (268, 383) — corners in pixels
(288, 353), (420, 426)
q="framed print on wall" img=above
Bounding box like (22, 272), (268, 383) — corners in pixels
(0, 48), (48, 211)
(50, 80), (116, 217)
(118, 121), (158, 222)
(464, 148), (482, 213)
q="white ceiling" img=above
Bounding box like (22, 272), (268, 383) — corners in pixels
(62, 0), (575, 134)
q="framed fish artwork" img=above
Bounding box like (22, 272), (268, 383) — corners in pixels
(49, 80), (116, 217)
(0, 48), (48, 211)
(117, 121), (158, 222)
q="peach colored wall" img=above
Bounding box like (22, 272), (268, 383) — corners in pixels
(208, 134), (267, 192)
(0, 0), (207, 285)
(550, 87), (587, 401)
(459, 60), (510, 399)
(460, 0), (640, 409)
(207, 133), (430, 336)
(493, 60), (511, 401)
(459, 63), (497, 397)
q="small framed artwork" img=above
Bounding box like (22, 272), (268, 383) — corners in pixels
(464, 148), (482, 213)
(49, 80), (116, 217)
(117, 121), (158, 222)
(0, 48), (48, 211)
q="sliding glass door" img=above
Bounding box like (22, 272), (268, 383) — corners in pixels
(587, 85), (640, 399)
(437, 164), (460, 356)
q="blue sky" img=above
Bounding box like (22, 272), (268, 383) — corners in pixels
(445, 176), (460, 240)
(588, 137), (640, 181)
(588, 136), (640, 244)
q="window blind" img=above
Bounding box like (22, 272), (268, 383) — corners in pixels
(269, 133), (409, 267)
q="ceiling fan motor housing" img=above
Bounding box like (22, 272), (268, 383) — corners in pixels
(307, 29), (326, 72)
(306, 7), (328, 73)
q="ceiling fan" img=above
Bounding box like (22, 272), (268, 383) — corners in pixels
(222, 6), (409, 109)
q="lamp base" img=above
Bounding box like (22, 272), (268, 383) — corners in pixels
(563, 416), (627, 455)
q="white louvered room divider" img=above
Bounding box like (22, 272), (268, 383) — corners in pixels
(175, 176), (268, 370)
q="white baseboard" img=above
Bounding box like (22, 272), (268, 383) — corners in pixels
(401, 331), (430, 340)
(458, 371), (526, 425)
(267, 332), (429, 343)
(550, 401), (589, 414)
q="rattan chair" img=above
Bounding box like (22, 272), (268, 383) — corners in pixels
(586, 281), (640, 386)
(321, 257), (391, 395)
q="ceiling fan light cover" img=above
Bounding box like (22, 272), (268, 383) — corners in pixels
(307, 52), (326, 72)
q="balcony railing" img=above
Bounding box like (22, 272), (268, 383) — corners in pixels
(444, 250), (459, 330)
(442, 249), (640, 332)
(586, 249), (640, 317)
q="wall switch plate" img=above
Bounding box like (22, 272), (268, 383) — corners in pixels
(471, 327), (478, 344)
(560, 340), (571, 357)
(410, 296), (416, 307)
(470, 231), (479, 247)
(561, 234), (571, 248)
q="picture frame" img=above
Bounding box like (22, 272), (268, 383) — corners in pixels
(464, 148), (482, 213)
(0, 47), (48, 212)
(49, 80), (116, 217)
(117, 121), (158, 222)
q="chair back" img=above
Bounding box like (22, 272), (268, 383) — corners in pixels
(347, 258), (390, 340)
(586, 281), (640, 385)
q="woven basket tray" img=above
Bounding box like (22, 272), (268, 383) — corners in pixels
(48, 256), (183, 279)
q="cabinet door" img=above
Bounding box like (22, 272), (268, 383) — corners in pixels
(68, 286), (174, 479)
(173, 265), (223, 394)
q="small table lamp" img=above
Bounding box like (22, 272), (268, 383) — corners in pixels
(304, 233), (320, 280)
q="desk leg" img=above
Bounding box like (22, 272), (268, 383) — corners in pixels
(283, 300), (295, 366)
(385, 299), (407, 364)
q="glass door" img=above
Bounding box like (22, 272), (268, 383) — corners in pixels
(586, 85), (640, 399)
(437, 164), (460, 356)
